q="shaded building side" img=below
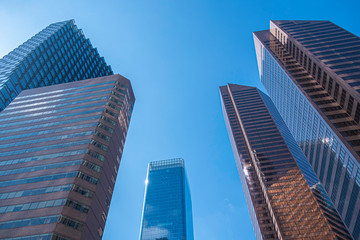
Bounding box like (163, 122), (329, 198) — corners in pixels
(0, 74), (134, 240)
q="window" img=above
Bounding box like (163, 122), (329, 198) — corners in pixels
(334, 83), (339, 101)
(317, 67), (322, 83)
(312, 63), (317, 79)
(82, 160), (102, 173)
(0, 215), (59, 230)
(97, 122), (114, 133)
(355, 103), (360, 123)
(328, 77), (333, 95)
(71, 185), (94, 198)
(95, 130), (111, 142)
(340, 89), (346, 107)
(65, 200), (89, 213)
(296, 47), (300, 61)
(293, 45), (296, 58)
(58, 216), (83, 230)
(90, 140), (108, 151)
(347, 96), (354, 115)
(86, 149), (105, 162)
(336, 68), (360, 75)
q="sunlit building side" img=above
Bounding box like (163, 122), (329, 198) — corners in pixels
(220, 84), (352, 239)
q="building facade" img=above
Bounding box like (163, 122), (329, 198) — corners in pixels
(139, 159), (194, 240)
(0, 19), (113, 112)
(220, 84), (352, 239)
(0, 75), (134, 240)
(254, 20), (360, 239)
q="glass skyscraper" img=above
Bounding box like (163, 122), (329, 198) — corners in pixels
(254, 20), (360, 239)
(220, 84), (352, 239)
(0, 75), (134, 239)
(0, 19), (113, 111)
(140, 158), (194, 240)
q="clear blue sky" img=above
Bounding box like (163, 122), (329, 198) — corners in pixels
(0, 0), (359, 239)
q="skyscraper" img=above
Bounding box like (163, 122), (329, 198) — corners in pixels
(220, 84), (352, 239)
(0, 19), (113, 111)
(0, 74), (134, 240)
(254, 20), (360, 239)
(139, 158), (194, 240)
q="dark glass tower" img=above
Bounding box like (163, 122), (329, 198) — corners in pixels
(220, 84), (352, 239)
(0, 74), (134, 240)
(254, 20), (360, 239)
(0, 20), (113, 111)
(140, 158), (194, 240)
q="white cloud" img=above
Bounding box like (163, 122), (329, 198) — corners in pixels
(141, 226), (170, 240)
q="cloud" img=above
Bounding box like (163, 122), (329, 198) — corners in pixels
(224, 198), (235, 212)
(141, 226), (170, 240)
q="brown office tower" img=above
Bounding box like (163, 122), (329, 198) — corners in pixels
(254, 21), (360, 239)
(0, 74), (134, 240)
(220, 84), (352, 239)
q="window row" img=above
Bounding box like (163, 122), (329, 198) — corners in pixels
(0, 130), (93, 150)
(0, 184), (72, 200)
(0, 149), (86, 167)
(0, 139), (90, 157)
(0, 101), (105, 123)
(0, 160), (82, 177)
(0, 198), (66, 214)
(1, 122), (97, 142)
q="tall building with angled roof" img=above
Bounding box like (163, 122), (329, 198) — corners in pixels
(0, 75), (134, 240)
(220, 84), (352, 240)
(254, 20), (360, 239)
(139, 158), (194, 240)
(0, 20), (113, 111)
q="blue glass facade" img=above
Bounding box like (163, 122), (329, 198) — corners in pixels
(260, 91), (322, 187)
(0, 20), (113, 111)
(140, 159), (194, 240)
(261, 91), (350, 230)
(254, 23), (360, 239)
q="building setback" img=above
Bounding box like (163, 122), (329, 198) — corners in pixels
(0, 75), (134, 240)
(140, 159), (194, 240)
(254, 20), (360, 239)
(0, 19), (113, 112)
(220, 84), (352, 239)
